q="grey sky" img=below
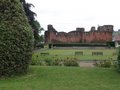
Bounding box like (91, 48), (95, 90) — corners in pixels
(26, 0), (120, 32)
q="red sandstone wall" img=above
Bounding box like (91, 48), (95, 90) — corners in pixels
(83, 31), (112, 43)
(45, 25), (113, 44)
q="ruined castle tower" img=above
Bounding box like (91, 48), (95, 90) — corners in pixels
(45, 24), (113, 44)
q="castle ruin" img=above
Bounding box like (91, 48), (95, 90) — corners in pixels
(45, 25), (113, 44)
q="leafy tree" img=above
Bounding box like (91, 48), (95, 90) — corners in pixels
(20, 0), (36, 23)
(32, 20), (44, 47)
(0, 0), (33, 76)
(20, 0), (44, 47)
(39, 35), (44, 43)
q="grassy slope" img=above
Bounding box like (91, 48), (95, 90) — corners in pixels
(33, 49), (117, 60)
(0, 66), (120, 90)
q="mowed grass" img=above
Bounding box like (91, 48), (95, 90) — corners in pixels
(32, 49), (117, 61)
(0, 66), (120, 90)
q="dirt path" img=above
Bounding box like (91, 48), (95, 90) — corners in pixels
(79, 62), (95, 67)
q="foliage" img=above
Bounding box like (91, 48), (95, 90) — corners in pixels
(49, 44), (52, 48)
(0, 0), (33, 76)
(31, 54), (79, 66)
(107, 41), (115, 47)
(94, 60), (117, 68)
(39, 35), (44, 43)
(32, 21), (44, 47)
(20, 0), (36, 23)
(20, 0), (44, 47)
(100, 61), (112, 68)
(64, 59), (79, 66)
(117, 47), (120, 72)
(49, 43), (108, 48)
(51, 59), (63, 66)
(36, 43), (44, 48)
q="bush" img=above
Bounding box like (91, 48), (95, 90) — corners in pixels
(94, 61), (112, 68)
(0, 0), (33, 76)
(101, 61), (111, 68)
(31, 57), (42, 65)
(31, 55), (79, 67)
(51, 59), (62, 66)
(44, 59), (52, 66)
(64, 60), (79, 67)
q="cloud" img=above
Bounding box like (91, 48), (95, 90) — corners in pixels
(26, 0), (120, 32)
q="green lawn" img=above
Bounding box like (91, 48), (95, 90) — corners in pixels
(0, 66), (120, 90)
(32, 49), (117, 61)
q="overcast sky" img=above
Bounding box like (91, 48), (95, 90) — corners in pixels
(26, 0), (120, 32)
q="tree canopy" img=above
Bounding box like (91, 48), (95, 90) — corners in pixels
(20, 0), (44, 47)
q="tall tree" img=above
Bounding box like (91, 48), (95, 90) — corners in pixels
(0, 0), (33, 76)
(20, 0), (36, 23)
(20, 0), (44, 47)
(32, 20), (44, 46)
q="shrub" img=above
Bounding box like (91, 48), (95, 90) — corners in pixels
(31, 58), (41, 65)
(112, 61), (118, 68)
(94, 61), (112, 68)
(51, 59), (63, 66)
(101, 61), (111, 68)
(0, 0), (33, 76)
(64, 60), (79, 67)
(44, 59), (52, 66)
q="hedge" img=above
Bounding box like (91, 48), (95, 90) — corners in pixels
(107, 41), (115, 47)
(49, 43), (108, 48)
(0, 0), (34, 76)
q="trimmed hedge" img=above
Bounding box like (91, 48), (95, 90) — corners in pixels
(49, 43), (108, 48)
(49, 42), (116, 48)
(107, 41), (115, 47)
(36, 44), (44, 48)
(0, 0), (33, 76)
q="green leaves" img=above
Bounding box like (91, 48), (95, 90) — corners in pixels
(117, 47), (120, 72)
(0, 0), (33, 77)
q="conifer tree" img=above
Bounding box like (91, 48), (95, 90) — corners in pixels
(0, 0), (33, 76)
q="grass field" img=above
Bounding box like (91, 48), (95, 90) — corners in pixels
(0, 66), (120, 90)
(32, 49), (117, 61)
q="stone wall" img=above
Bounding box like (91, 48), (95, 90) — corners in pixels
(45, 24), (113, 44)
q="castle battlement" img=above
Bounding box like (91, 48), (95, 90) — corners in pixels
(45, 25), (113, 44)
